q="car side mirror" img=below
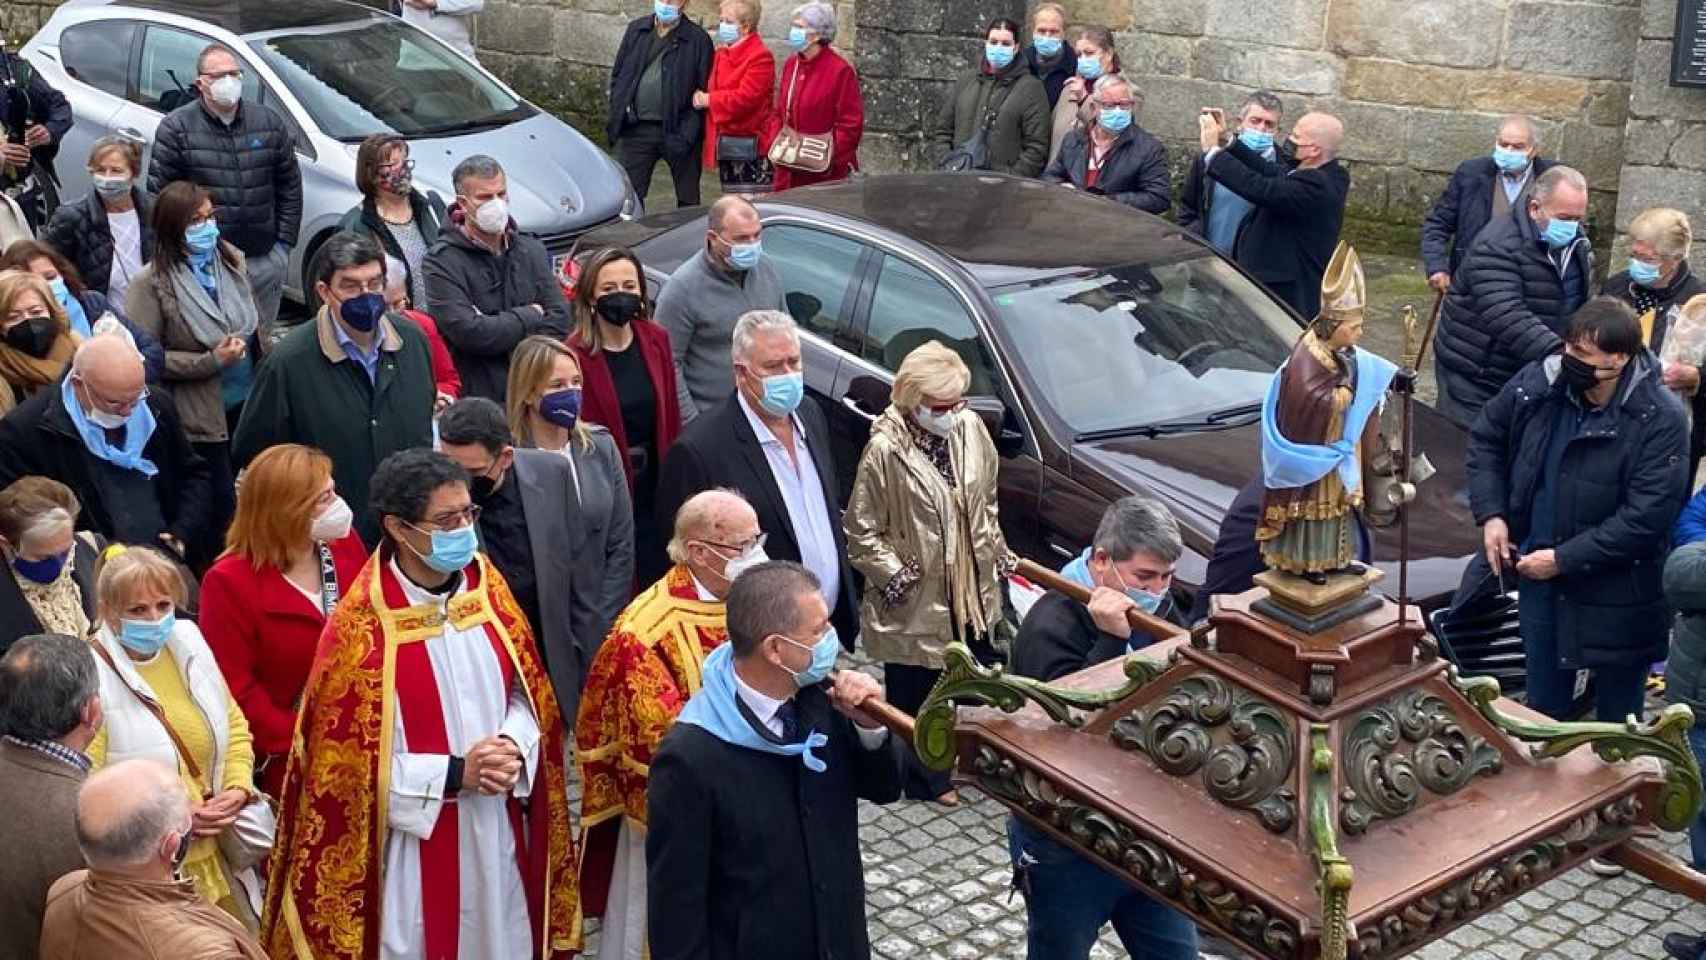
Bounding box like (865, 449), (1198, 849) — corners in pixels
(966, 396), (1023, 458)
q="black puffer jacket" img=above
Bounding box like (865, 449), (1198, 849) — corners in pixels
(1435, 206), (1594, 424)
(146, 99), (303, 257)
(1467, 352), (1689, 669)
(39, 188), (154, 295)
(421, 217), (571, 404)
(1042, 124), (1171, 215)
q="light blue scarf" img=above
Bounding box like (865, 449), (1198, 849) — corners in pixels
(1261, 346), (1397, 495)
(59, 376), (158, 476)
(675, 644), (829, 772)
(1060, 548), (1096, 590)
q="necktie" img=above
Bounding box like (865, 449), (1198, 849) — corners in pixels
(776, 699), (801, 743)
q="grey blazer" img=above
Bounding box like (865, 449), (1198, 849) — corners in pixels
(518, 426), (635, 725)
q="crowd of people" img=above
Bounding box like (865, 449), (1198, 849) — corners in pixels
(5, 2), (1706, 960)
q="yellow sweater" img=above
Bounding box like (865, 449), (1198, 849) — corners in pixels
(90, 649), (255, 914)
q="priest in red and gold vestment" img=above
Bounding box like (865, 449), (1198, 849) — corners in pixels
(575, 489), (763, 960)
(260, 449), (580, 960)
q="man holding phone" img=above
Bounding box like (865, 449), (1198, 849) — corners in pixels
(1467, 296), (1689, 727)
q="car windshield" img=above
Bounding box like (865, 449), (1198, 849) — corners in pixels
(994, 255), (1300, 437)
(247, 19), (530, 141)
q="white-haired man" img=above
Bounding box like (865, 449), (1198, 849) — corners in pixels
(657, 309), (859, 644)
(1422, 115), (1554, 292)
(0, 333), (210, 559)
(1041, 73), (1171, 215)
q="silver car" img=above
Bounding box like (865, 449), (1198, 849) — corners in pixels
(22, 0), (640, 302)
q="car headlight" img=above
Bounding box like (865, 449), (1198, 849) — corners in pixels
(617, 163), (642, 220)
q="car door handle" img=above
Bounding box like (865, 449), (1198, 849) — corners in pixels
(840, 396), (878, 423)
(117, 127), (146, 144)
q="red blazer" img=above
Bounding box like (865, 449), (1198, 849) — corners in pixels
(762, 46), (864, 191)
(702, 32), (776, 167)
(400, 307), (462, 399)
(200, 532), (369, 795)
(570, 319), (683, 493)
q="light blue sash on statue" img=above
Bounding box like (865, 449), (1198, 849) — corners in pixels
(1260, 346), (1397, 495)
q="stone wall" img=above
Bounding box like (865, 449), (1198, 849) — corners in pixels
(1, 1), (62, 44)
(1614, 0), (1706, 267)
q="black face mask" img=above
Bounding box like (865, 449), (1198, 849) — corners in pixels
(171, 826), (192, 873)
(1277, 139), (1300, 169)
(470, 472), (498, 504)
(1560, 352), (1615, 394)
(4, 314), (57, 359)
(595, 291), (645, 327)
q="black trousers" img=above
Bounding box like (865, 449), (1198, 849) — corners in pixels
(884, 662), (955, 800)
(616, 121), (702, 209)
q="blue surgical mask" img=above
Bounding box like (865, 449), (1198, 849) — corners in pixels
(654, 0), (681, 24)
(717, 20), (740, 44)
(1032, 35), (1063, 58)
(1238, 128), (1275, 152)
(1541, 215), (1579, 249)
(986, 43), (1016, 70)
(1110, 565), (1166, 614)
(728, 240), (763, 271)
(788, 26), (810, 50)
(757, 371), (804, 417)
(118, 611), (175, 656)
(406, 521), (479, 575)
(1492, 146), (1530, 174)
(47, 275), (73, 310)
(1629, 259), (1662, 287)
(185, 220), (219, 255)
(1076, 55), (1103, 80)
(1099, 107), (1132, 134)
(785, 627), (841, 688)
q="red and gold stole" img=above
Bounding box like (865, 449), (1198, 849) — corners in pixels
(260, 552), (582, 960)
(573, 564), (727, 915)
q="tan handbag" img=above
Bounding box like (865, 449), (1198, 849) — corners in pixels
(768, 62), (834, 174)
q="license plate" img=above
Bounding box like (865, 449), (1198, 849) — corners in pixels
(552, 252), (571, 275)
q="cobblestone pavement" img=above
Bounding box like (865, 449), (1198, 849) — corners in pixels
(575, 660), (1706, 960)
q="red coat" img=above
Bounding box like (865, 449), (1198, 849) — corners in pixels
(762, 46), (864, 191)
(569, 319), (683, 493)
(200, 532), (369, 796)
(400, 307), (462, 399)
(702, 33), (776, 167)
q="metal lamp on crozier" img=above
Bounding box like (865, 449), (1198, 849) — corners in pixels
(874, 309), (1706, 960)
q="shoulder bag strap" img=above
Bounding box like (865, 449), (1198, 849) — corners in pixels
(87, 634), (211, 794)
(784, 60), (803, 128)
(316, 540), (341, 617)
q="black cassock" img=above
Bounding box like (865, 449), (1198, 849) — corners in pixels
(646, 683), (904, 960)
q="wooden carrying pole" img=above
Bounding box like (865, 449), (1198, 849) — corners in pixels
(1606, 840), (1706, 901)
(1016, 558), (1187, 644)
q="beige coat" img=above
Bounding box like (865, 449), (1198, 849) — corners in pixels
(844, 406), (1010, 668)
(1048, 79), (1095, 166)
(38, 870), (268, 960)
(0, 742), (86, 959)
(124, 244), (251, 443)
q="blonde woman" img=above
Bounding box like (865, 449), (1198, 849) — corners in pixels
(0, 269), (77, 415)
(507, 334), (636, 700)
(844, 340), (1015, 805)
(1609, 207), (1706, 474)
(87, 547), (264, 928)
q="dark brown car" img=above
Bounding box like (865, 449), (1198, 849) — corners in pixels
(582, 174), (1521, 688)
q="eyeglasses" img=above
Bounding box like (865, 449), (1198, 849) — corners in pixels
(380, 157), (415, 173)
(699, 532), (767, 555)
(417, 505), (482, 530)
(199, 67), (243, 81)
(77, 376), (149, 413)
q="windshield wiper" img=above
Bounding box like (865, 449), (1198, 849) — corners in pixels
(1074, 402), (1263, 443)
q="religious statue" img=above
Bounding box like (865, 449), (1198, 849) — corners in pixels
(1257, 242), (1398, 584)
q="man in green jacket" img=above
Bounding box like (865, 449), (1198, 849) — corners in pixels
(231, 231), (437, 546)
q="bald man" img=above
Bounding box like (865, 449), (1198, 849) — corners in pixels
(1198, 108), (1351, 319)
(654, 195), (784, 422)
(0, 334), (210, 560)
(38, 759), (266, 959)
(575, 487), (760, 960)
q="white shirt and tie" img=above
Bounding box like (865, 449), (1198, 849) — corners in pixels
(736, 393), (843, 610)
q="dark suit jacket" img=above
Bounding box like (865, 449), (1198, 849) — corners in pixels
(0, 532), (99, 654)
(1206, 141), (1351, 319)
(646, 683), (903, 960)
(509, 448), (589, 725)
(1421, 155), (1557, 278)
(655, 395), (860, 647)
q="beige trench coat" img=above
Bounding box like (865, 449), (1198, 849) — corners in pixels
(844, 405), (1011, 669)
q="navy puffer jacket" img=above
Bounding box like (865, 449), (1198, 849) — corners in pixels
(146, 100), (303, 258)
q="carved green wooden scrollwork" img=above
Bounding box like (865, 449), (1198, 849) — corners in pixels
(911, 641), (1166, 771)
(1340, 690), (1504, 835)
(1109, 675), (1298, 833)
(1309, 725), (1354, 960)
(970, 745), (1303, 959)
(1450, 669), (1703, 831)
(1355, 795), (1640, 958)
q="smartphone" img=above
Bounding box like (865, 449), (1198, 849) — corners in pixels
(1201, 107), (1226, 125)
